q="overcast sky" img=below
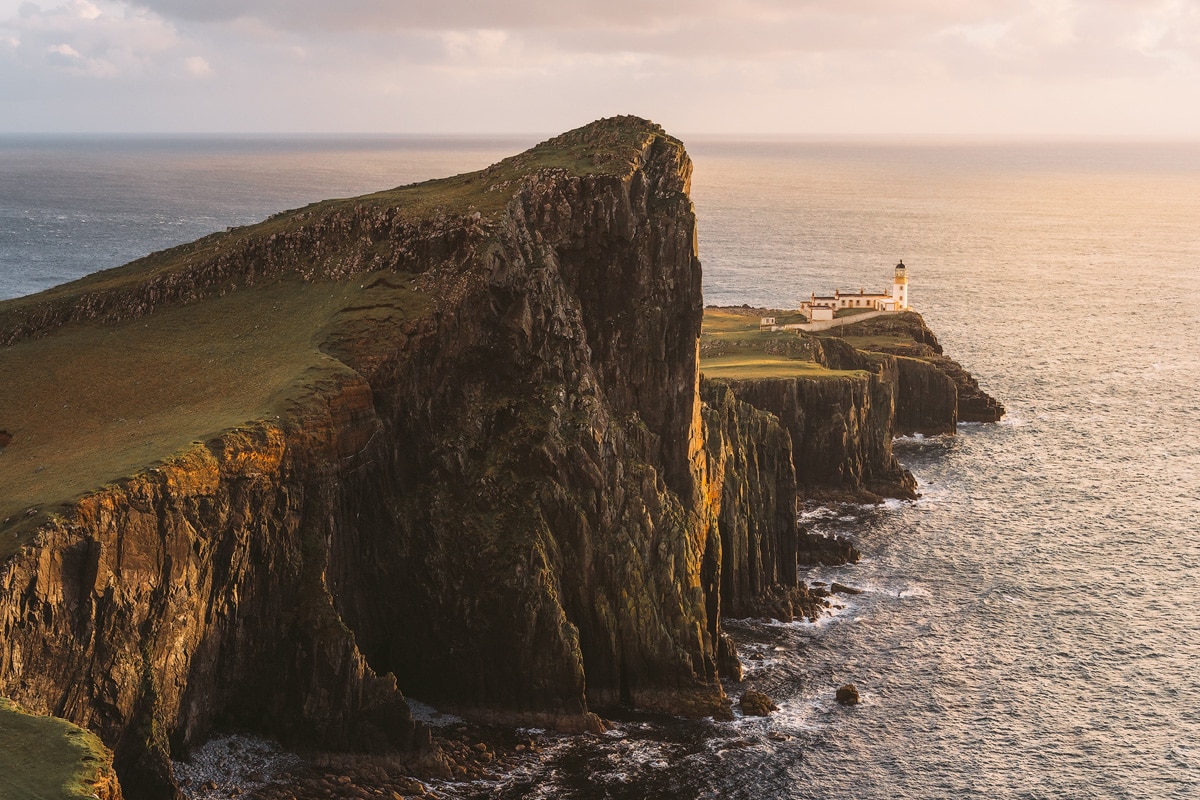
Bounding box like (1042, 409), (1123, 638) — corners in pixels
(1, 0), (1198, 136)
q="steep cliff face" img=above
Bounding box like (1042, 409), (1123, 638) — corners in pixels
(0, 389), (424, 798)
(324, 126), (724, 726)
(700, 381), (798, 616)
(720, 367), (918, 503)
(0, 118), (735, 797)
(697, 312), (971, 501)
(823, 311), (1004, 424)
(893, 356), (959, 436)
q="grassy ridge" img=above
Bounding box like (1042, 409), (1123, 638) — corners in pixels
(0, 698), (117, 800)
(0, 273), (428, 557)
(0, 114), (679, 792)
(699, 308), (864, 380)
(0, 115), (674, 554)
(0, 115), (666, 334)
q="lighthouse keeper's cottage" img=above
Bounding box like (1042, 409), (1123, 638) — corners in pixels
(799, 261), (910, 322)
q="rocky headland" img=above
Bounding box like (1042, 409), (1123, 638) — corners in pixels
(0, 117), (1002, 798)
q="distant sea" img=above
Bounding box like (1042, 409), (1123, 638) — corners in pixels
(3, 134), (1200, 799)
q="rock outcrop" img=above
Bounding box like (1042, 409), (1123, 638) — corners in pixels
(826, 311), (1005, 425)
(716, 369), (918, 502)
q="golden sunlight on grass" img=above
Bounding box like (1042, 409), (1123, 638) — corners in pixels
(700, 307), (861, 380)
(0, 274), (427, 550)
(0, 698), (117, 799)
(698, 353), (860, 380)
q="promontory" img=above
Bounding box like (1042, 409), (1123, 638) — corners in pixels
(0, 116), (1000, 798)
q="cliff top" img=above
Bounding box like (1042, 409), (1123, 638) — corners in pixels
(0, 698), (119, 799)
(0, 116), (680, 551)
(700, 307), (869, 379)
(0, 115), (676, 341)
(700, 306), (952, 379)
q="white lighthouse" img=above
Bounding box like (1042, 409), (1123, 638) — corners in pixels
(892, 260), (909, 310)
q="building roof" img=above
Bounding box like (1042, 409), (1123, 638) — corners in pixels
(836, 290), (890, 298)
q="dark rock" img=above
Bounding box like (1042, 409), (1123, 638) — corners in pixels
(718, 364), (919, 503)
(739, 690), (778, 717)
(0, 430), (11, 449)
(830, 582), (863, 595)
(716, 633), (743, 682)
(836, 684), (861, 705)
(798, 529), (862, 566)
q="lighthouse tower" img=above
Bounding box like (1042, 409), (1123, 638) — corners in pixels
(892, 260), (909, 310)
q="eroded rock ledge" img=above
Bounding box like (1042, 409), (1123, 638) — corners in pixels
(0, 117), (1001, 798)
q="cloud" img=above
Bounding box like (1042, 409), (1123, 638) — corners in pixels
(2, 0), (181, 76)
(2, 0), (1199, 134)
(182, 52), (206, 74)
(46, 40), (78, 56)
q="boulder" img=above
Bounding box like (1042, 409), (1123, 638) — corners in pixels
(835, 684), (860, 705)
(739, 690), (778, 717)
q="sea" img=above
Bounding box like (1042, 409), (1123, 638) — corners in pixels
(2, 134), (1199, 799)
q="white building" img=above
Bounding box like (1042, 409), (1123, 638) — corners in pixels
(799, 261), (910, 321)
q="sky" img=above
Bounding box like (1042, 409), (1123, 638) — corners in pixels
(1, 0), (1198, 136)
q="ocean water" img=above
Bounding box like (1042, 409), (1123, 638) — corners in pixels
(3, 136), (1200, 798)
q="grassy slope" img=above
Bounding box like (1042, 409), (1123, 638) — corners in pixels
(0, 117), (684, 787)
(0, 698), (117, 800)
(0, 116), (669, 555)
(810, 310), (937, 355)
(699, 308), (864, 380)
(0, 273), (428, 554)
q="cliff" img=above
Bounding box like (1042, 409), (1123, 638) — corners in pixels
(699, 308), (1003, 502)
(700, 382), (831, 623)
(0, 118), (1002, 798)
(818, 311), (1005, 425)
(719, 367), (918, 502)
(0, 117), (730, 797)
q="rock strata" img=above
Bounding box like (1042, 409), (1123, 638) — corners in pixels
(1, 118), (732, 795)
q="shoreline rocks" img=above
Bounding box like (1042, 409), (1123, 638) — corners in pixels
(738, 691), (779, 717)
(836, 684), (861, 705)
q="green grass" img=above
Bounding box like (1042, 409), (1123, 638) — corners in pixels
(700, 308), (807, 333)
(700, 308), (864, 379)
(0, 698), (117, 800)
(0, 272), (429, 556)
(698, 354), (863, 380)
(825, 334), (916, 350)
(0, 116), (671, 556)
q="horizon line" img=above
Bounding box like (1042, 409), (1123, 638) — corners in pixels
(2, 130), (1200, 145)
